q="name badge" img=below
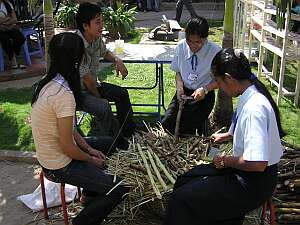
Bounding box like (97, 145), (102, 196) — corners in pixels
(188, 73), (198, 81)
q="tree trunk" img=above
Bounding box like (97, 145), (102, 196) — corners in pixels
(43, 0), (55, 69)
(211, 0), (234, 129)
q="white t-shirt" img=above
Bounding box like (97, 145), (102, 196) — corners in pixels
(229, 85), (283, 166)
(0, 1), (13, 18)
(170, 39), (221, 90)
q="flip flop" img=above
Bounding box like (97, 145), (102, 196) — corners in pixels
(19, 64), (26, 69)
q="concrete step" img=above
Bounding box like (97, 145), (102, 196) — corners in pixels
(160, 2), (224, 11)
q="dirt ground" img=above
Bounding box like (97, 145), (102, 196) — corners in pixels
(0, 160), (163, 225)
(0, 160), (40, 225)
(0, 160), (259, 225)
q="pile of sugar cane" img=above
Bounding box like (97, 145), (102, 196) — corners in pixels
(104, 124), (230, 223)
(275, 144), (300, 224)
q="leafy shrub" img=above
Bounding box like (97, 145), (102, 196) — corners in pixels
(102, 2), (137, 38)
(55, 2), (78, 29)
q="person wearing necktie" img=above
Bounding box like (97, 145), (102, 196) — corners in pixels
(164, 48), (284, 225)
(162, 16), (221, 136)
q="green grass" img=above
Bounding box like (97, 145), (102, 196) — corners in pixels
(0, 88), (35, 151)
(0, 25), (299, 151)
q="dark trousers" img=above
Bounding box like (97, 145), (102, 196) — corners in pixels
(80, 82), (134, 138)
(162, 88), (215, 135)
(164, 164), (278, 225)
(175, 0), (197, 22)
(0, 29), (25, 60)
(83, 136), (116, 156)
(98, 82), (134, 137)
(43, 137), (129, 225)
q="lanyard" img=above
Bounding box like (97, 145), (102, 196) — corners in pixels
(231, 111), (238, 134)
(191, 54), (198, 71)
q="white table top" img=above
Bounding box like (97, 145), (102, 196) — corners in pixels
(106, 42), (176, 63)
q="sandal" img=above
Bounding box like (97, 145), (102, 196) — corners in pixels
(18, 64), (26, 69)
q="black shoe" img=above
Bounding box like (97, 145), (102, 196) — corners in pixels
(122, 123), (136, 138)
(116, 136), (129, 150)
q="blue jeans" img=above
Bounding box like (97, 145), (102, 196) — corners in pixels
(43, 138), (129, 225)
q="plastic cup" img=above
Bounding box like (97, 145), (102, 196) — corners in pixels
(115, 39), (124, 54)
(178, 31), (185, 41)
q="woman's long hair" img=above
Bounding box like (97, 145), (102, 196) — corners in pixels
(31, 32), (84, 106)
(211, 48), (285, 138)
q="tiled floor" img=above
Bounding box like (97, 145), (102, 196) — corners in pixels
(0, 58), (45, 82)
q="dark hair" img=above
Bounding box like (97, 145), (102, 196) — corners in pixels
(3, 0), (13, 15)
(76, 2), (102, 34)
(185, 16), (209, 38)
(211, 48), (285, 138)
(31, 32), (84, 106)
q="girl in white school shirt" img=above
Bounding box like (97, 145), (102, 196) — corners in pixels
(164, 48), (284, 225)
(162, 16), (221, 136)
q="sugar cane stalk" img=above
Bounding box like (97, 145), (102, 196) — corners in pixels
(174, 101), (184, 142)
(137, 143), (162, 199)
(147, 149), (168, 191)
(151, 150), (176, 184)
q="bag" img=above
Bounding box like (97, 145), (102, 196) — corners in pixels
(149, 25), (178, 41)
(17, 177), (78, 212)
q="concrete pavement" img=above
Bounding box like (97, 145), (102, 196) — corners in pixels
(0, 3), (225, 225)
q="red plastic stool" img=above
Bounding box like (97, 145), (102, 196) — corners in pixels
(260, 197), (276, 225)
(40, 170), (81, 225)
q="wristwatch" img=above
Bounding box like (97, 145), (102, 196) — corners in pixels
(203, 86), (209, 95)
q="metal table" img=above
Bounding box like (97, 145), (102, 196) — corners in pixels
(106, 43), (176, 119)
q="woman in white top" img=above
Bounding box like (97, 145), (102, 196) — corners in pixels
(31, 33), (128, 225)
(162, 16), (221, 135)
(0, 0), (25, 68)
(164, 48), (284, 225)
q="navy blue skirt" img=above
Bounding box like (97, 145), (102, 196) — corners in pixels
(164, 164), (278, 225)
(162, 87), (215, 135)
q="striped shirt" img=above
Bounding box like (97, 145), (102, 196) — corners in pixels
(75, 29), (108, 89)
(31, 77), (75, 169)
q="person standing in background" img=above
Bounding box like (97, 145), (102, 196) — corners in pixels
(174, 0), (197, 22)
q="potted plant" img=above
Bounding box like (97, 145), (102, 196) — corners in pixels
(102, 1), (137, 39)
(55, 1), (78, 29)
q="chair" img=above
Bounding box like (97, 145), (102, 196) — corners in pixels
(0, 45), (4, 72)
(22, 27), (44, 65)
(260, 197), (276, 225)
(39, 170), (81, 225)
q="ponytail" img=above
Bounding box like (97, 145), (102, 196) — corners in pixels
(252, 79), (286, 138)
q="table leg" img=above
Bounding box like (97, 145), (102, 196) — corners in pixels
(160, 63), (166, 111)
(157, 63), (161, 121)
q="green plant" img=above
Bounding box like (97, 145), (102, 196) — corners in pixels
(275, 0), (292, 30)
(55, 2), (78, 29)
(102, 2), (137, 38)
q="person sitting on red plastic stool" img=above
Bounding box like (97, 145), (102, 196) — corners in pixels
(31, 32), (129, 225)
(164, 48), (284, 225)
